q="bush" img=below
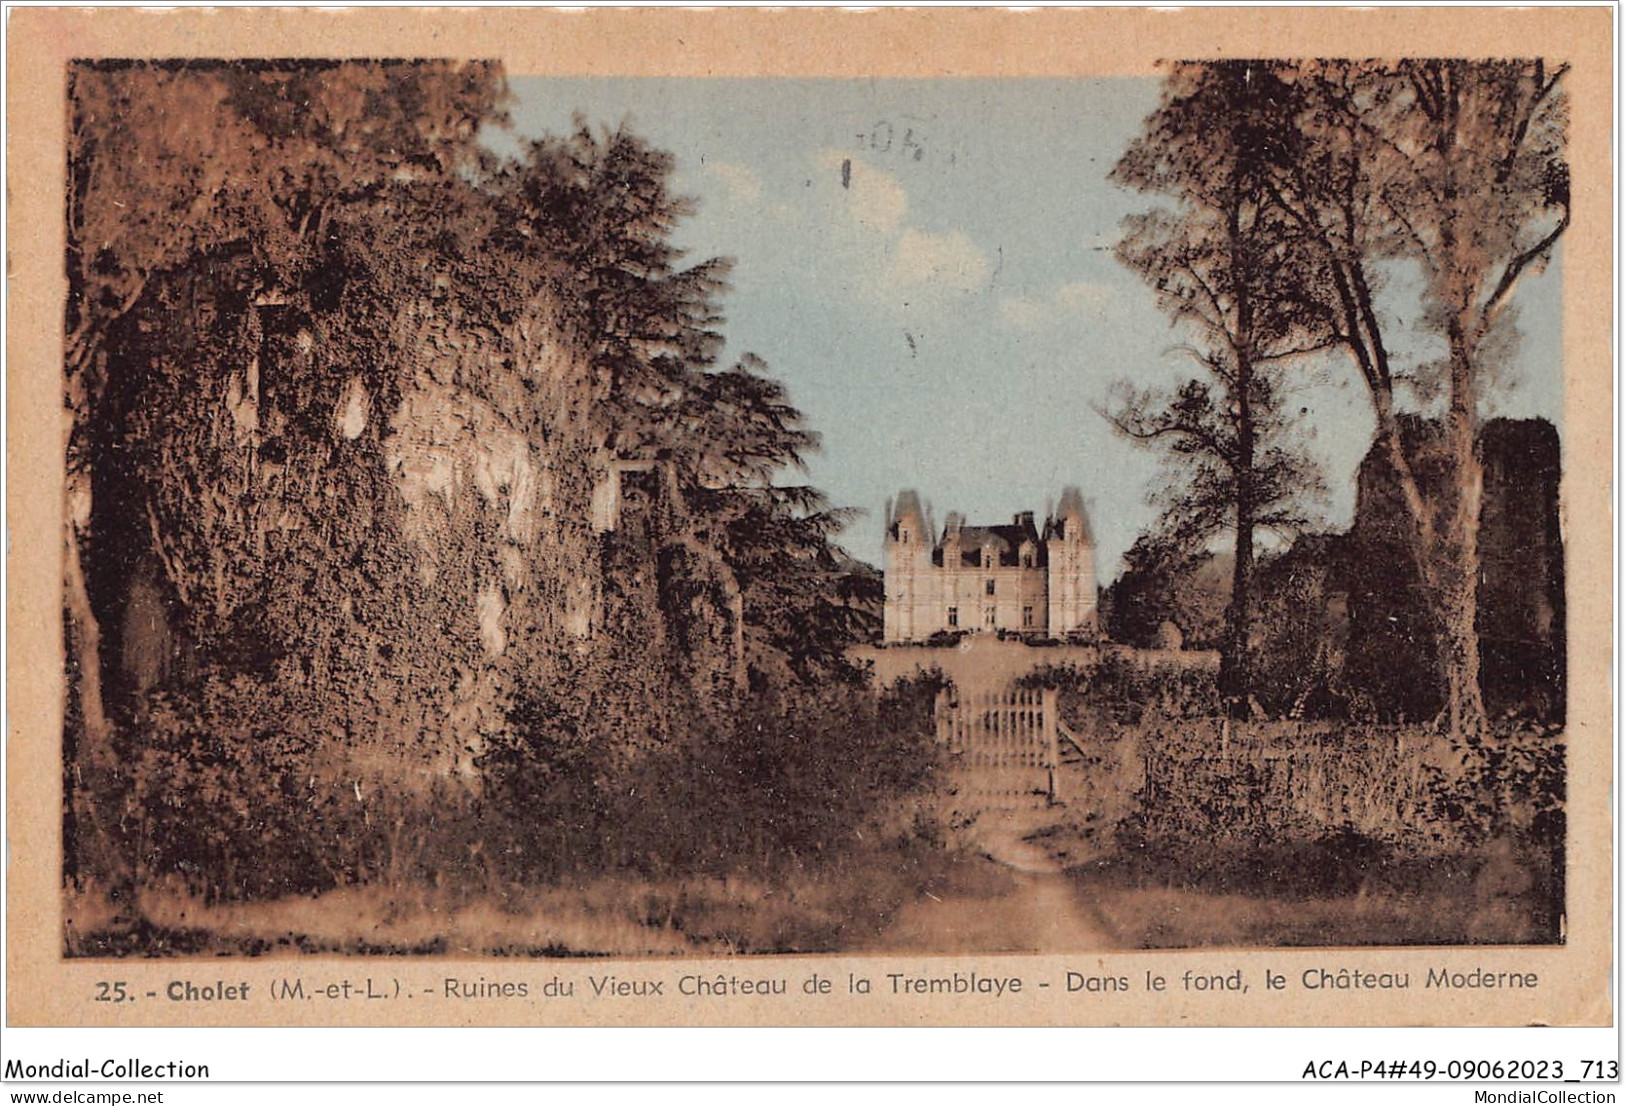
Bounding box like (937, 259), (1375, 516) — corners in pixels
(478, 673), (945, 885)
(82, 658), (947, 912)
(104, 677), (484, 904)
(1426, 722), (1565, 845)
(1104, 820), (1393, 899)
(122, 682), (336, 901)
(1021, 654), (1220, 730)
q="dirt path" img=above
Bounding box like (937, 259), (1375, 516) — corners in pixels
(859, 648), (1121, 954)
(863, 803), (1117, 953)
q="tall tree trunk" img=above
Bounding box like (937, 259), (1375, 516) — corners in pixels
(1224, 479), (1256, 720)
(1442, 323), (1489, 739)
(1223, 335), (1257, 720)
(1277, 110), (1467, 733)
(64, 509), (134, 898)
(1433, 64), (1489, 740)
(1220, 180), (1257, 720)
(64, 519), (109, 752)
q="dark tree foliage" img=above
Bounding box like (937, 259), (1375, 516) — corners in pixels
(65, 61), (916, 910)
(66, 59), (511, 898)
(1115, 58), (1567, 742)
(1247, 60), (1568, 739)
(1108, 62), (1329, 715)
(1101, 533), (1227, 651)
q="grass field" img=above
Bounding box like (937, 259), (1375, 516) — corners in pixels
(63, 845), (1005, 958)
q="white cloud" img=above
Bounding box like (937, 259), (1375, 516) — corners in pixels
(888, 228), (989, 295)
(1056, 281), (1119, 314)
(815, 150), (908, 235)
(1000, 280), (1121, 330)
(714, 150), (991, 319)
(1000, 296), (1046, 329)
(703, 160), (763, 205)
(792, 151), (989, 312)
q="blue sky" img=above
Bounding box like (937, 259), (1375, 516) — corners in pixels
(496, 78), (1563, 579)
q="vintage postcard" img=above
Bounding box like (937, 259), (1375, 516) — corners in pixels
(4, 6), (1613, 1046)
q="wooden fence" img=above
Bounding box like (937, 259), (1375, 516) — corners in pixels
(934, 686), (1062, 801)
(1138, 722), (1443, 847)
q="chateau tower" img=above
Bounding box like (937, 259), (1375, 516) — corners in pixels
(1044, 486), (1098, 637)
(883, 490), (933, 643)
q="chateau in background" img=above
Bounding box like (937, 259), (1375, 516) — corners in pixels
(883, 488), (1097, 643)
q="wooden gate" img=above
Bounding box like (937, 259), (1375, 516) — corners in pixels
(934, 686), (1061, 802)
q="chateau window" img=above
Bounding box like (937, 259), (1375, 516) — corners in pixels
(984, 609), (996, 627)
(1021, 553), (1033, 568)
(1023, 606), (1034, 628)
(947, 607), (958, 628)
(985, 579), (996, 596)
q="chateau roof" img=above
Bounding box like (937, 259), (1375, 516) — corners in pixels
(891, 489), (924, 525)
(1044, 486), (1094, 543)
(887, 487), (1092, 559)
(888, 488), (926, 540)
(933, 519), (1043, 568)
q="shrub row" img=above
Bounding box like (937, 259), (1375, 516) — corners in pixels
(80, 673), (945, 906)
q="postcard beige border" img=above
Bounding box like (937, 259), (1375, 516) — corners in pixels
(5, 6), (1614, 1029)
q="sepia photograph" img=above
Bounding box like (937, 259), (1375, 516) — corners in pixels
(55, 53), (1572, 960)
(5, 7), (1612, 1046)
